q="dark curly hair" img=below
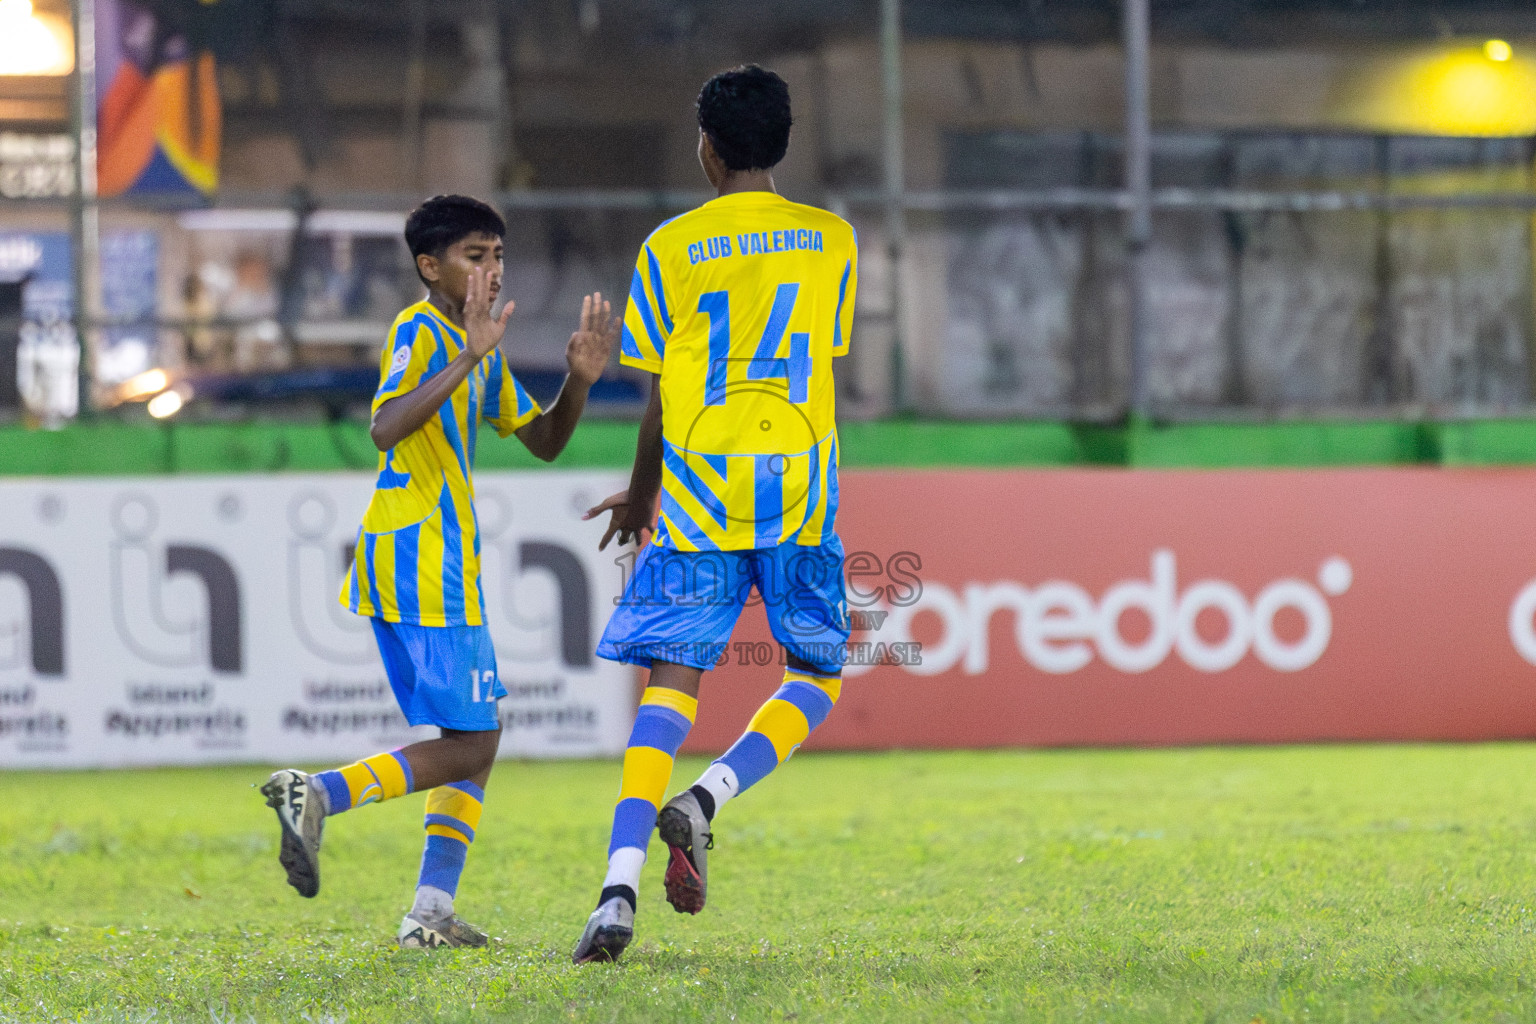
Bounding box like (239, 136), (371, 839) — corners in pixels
(697, 65), (792, 173)
(404, 194), (505, 268)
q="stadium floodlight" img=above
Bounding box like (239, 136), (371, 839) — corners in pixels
(1485, 39), (1514, 62)
(0, 0), (73, 76)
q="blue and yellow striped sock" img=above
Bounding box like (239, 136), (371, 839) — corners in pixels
(314, 750), (414, 814)
(601, 687), (698, 909)
(694, 670), (841, 815)
(417, 780), (484, 898)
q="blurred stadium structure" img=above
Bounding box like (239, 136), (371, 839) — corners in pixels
(5, 0), (1536, 423)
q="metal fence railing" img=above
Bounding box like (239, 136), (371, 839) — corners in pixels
(4, 130), (1536, 424)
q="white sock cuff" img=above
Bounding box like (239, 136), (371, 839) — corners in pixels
(696, 761), (740, 813)
(307, 772), (331, 815)
(602, 846), (647, 893)
(411, 884), (454, 922)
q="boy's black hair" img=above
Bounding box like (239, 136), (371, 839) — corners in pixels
(404, 194), (506, 274)
(696, 64), (792, 172)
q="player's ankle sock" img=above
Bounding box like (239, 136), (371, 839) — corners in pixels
(688, 765), (736, 821)
(416, 780), (484, 899)
(713, 670), (840, 795)
(600, 845), (647, 902)
(604, 687), (698, 905)
(600, 883), (638, 913)
(314, 749), (414, 814)
(598, 849), (643, 914)
(411, 884), (455, 924)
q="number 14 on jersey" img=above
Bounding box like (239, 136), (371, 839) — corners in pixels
(699, 282), (811, 406)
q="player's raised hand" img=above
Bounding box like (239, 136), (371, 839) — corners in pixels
(465, 264), (514, 360)
(567, 292), (618, 386)
(583, 489), (652, 550)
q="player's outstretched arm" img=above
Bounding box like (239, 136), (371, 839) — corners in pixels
(370, 265), (513, 451)
(515, 293), (619, 462)
(583, 374), (662, 550)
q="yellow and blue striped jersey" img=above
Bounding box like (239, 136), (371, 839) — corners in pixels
(342, 298), (541, 626)
(621, 191), (857, 551)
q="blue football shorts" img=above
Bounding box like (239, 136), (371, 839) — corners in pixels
(370, 618), (505, 732)
(596, 533), (850, 677)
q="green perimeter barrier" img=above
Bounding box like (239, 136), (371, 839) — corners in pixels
(0, 417), (1533, 475)
(1125, 419), (1442, 468)
(1436, 419), (1536, 466)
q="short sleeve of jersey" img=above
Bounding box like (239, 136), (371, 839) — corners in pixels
(482, 350), (542, 437)
(372, 317), (437, 413)
(619, 240), (673, 373)
(833, 229), (858, 357)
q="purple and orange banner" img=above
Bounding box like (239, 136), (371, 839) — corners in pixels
(681, 468), (1536, 751)
(96, 0), (220, 198)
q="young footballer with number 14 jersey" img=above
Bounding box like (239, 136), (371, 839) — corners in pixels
(575, 65), (858, 963)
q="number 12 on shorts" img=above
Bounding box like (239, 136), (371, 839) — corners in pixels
(700, 283), (811, 406)
(470, 669), (498, 703)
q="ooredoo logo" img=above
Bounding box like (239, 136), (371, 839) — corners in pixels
(852, 549), (1353, 677)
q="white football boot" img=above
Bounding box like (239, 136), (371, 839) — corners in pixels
(657, 790), (712, 914)
(259, 769), (325, 898)
(571, 896), (635, 964)
(397, 912), (489, 949)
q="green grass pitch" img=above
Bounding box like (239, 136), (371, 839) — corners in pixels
(3, 745), (1536, 1022)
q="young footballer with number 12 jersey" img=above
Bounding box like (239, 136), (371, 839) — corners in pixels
(262, 195), (618, 949)
(575, 65), (858, 963)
